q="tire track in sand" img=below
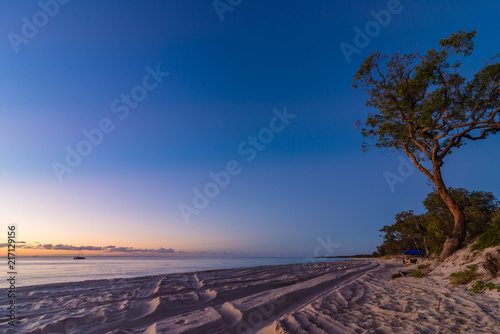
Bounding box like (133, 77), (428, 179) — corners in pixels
(188, 273), (217, 303)
(250, 260), (381, 334)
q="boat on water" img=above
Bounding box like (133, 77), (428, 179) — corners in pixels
(74, 246), (85, 260)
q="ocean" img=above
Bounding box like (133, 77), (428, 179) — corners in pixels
(10, 256), (348, 287)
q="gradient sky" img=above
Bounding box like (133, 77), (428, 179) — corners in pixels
(1, 0), (499, 257)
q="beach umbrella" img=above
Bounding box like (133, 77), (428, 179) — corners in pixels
(402, 249), (424, 255)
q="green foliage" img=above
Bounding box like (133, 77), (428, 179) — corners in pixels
(356, 30), (500, 257)
(472, 280), (500, 293)
(472, 280), (484, 293)
(376, 188), (498, 256)
(471, 223), (500, 251)
(377, 210), (428, 256)
(485, 282), (500, 290)
(410, 270), (426, 278)
(354, 30), (500, 165)
(424, 188), (498, 242)
(417, 263), (430, 270)
(492, 209), (500, 226)
(450, 265), (477, 286)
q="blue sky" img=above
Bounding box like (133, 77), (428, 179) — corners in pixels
(1, 0), (499, 257)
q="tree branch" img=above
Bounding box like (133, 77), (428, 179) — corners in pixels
(403, 143), (434, 180)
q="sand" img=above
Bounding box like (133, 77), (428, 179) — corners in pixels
(1, 252), (499, 334)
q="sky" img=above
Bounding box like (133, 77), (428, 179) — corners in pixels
(1, 0), (499, 257)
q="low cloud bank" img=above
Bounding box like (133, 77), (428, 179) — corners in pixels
(0, 242), (175, 254)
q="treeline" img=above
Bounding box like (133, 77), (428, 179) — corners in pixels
(376, 188), (500, 257)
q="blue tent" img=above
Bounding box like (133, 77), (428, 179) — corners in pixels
(402, 249), (424, 255)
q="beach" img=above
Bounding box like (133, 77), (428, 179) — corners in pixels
(3, 2), (499, 333)
(2, 256), (499, 333)
(7, 256), (339, 288)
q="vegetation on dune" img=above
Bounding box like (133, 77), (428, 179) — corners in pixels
(470, 211), (500, 251)
(472, 280), (500, 293)
(416, 263), (430, 270)
(375, 188), (499, 257)
(410, 270), (426, 278)
(354, 30), (500, 260)
(450, 265), (478, 286)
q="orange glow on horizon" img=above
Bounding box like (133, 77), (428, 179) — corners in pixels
(1, 247), (187, 257)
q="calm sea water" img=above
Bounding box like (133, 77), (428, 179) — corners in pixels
(9, 256), (348, 287)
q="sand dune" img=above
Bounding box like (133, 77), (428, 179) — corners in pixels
(1, 258), (498, 333)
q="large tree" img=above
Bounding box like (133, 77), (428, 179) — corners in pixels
(353, 31), (500, 260)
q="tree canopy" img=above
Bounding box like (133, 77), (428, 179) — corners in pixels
(354, 30), (500, 259)
(354, 30), (499, 177)
(376, 188), (499, 257)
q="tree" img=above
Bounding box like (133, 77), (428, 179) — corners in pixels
(423, 188), (498, 242)
(377, 210), (428, 256)
(354, 31), (500, 260)
(376, 189), (498, 257)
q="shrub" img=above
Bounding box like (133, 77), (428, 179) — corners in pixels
(417, 263), (430, 270)
(472, 280), (500, 293)
(450, 265), (477, 286)
(472, 280), (484, 293)
(471, 224), (500, 252)
(410, 270), (426, 278)
(485, 282), (500, 290)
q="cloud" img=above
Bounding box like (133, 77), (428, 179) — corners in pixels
(0, 242), (244, 257)
(19, 244), (44, 249)
(0, 241), (27, 248)
(0, 242), (176, 254)
(83, 246), (103, 251)
(105, 246), (134, 253)
(103, 246), (175, 254)
(52, 244), (81, 250)
(157, 247), (175, 253)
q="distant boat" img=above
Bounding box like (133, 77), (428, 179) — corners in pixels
(74, 246), (85, 260)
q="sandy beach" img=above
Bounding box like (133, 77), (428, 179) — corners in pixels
(2, 252), (499, 334)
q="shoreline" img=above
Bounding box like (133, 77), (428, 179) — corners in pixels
(11, 259), (351, 289)
(11, 256), (353, 288)
(1, 259), (499, 333)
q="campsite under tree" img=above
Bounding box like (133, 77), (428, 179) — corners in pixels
(354, 30), (500, 260)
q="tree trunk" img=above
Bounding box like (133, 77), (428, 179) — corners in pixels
(422, 236), (429, 257)
(412, 236), (418, 250)
(433, 164), (466, 261)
